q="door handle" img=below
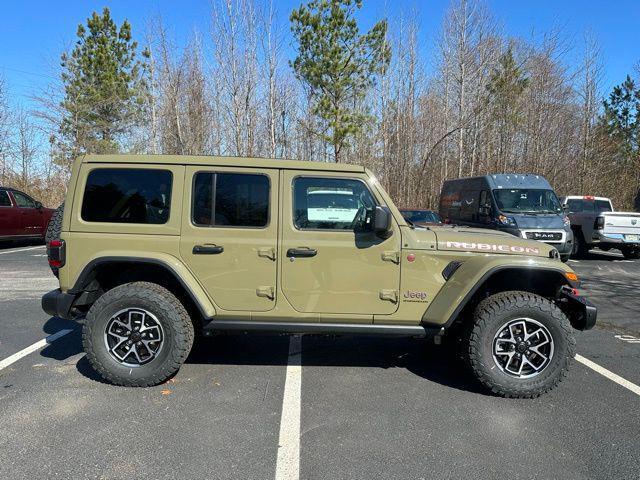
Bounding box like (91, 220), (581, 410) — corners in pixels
(193, 245), (224, 255)
(286, 247), (317, 258)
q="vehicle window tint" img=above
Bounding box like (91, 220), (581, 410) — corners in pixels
(293, 177), (376, 230)
(566, 199), (583, 213)
(0, 191), (11, 207)
(595, 200), (612, 213)
(192, 172), (269, 227)
(12, 191), (36, 208)
(81, 169), (172, 224)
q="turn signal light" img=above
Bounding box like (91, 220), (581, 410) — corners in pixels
(564, 272), (578, 282)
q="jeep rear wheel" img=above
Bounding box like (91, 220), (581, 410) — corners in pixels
(83, 282), (194, 387)
(464, 291), (575, 398)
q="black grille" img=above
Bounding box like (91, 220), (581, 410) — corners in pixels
(525, 231), (562, 241)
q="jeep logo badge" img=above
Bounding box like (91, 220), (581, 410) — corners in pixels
(403, 291), (428, 302)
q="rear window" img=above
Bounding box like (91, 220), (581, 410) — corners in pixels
(566, 199), (612, 214)
(192, 172), (269, 227)
(0, 191), (11, 207)
(81, 169), (172, 224)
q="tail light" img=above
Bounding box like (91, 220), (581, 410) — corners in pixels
(47, 239), (66, 268)
(594, 216), (605, 230)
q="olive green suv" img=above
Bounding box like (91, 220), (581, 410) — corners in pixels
(42, 155), (596, 397)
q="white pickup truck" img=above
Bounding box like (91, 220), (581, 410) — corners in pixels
(561, 196), (640, 259)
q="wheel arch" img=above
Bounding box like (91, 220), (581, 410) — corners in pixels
(422, 264), (575, 329)
(68, 256), (216, 323)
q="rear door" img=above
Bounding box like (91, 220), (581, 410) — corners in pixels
(280, 171), (401, 316)
(0, 190), (20, 237)
(180, 166), (278, 312)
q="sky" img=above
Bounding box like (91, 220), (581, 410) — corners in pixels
(0, 0), (639, 109)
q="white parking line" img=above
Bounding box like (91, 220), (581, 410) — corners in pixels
(0, 245), (45, 255)
(275, 335), (302, 480)
(575, 354), (640, 397)
(0, 329), (73, 371)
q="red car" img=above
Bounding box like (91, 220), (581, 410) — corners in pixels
(0, 187), (56, 242)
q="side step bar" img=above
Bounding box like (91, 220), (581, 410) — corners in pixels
(203, 320), (435, 337)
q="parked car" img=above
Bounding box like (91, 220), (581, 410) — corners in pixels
(560, 196), (640, 259)
(42, 154), (596, 398)
(439, 174), (573, 262)
(399, 209), (442, 226)
(0, 187), (56, 242)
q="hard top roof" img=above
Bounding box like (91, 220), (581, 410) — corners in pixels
(82, 154), (366, 173)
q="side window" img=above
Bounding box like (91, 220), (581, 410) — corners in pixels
(12, 191), (36, 208)
(81, 168), (172, 224)
(0, 191), (11, 207)
(566, 199), (583, 213)
(293, 177), (376, 230)
(192, 172), (269, 227)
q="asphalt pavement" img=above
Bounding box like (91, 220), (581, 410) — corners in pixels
(0, 243), (638, 480)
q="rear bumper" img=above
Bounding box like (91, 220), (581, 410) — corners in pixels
(42, 289), (76, 320)
(592, 232), (640, 245)
(557, 288), (597, 331)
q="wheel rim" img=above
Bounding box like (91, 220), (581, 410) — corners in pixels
(492, 317), (554, 379)
(104, 308), (164, 367)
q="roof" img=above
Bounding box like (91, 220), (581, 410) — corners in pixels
(82, 154), (366, 173)
(487, 174), (552, 190)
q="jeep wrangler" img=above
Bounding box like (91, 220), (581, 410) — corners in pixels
(42, 155), (596, 398)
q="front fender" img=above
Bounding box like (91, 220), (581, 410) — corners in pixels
(421, 255), (576, 328)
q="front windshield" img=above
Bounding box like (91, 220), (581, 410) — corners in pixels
(493, 189), (562, 214)
(402, 210), (440, 223)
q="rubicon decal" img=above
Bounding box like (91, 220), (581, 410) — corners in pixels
(403, 290), (428, 302)
(443, 241), (540, 254)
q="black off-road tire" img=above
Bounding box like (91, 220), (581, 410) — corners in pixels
(45, 203), (64, 277)
(621, 247), (640, 260)
(464, 291), (575, 398)
(572, 231), (589, 258)
(83, 281), (194, 387)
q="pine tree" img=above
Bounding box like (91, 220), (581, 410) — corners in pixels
(56, 7), (149, 168)
(602, 75), (639, 161)
(290, 0), (391, 162)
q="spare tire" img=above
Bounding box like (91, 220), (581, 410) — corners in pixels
(45, 203), (64, 277)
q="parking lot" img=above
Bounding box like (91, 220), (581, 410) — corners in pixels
(0, 243), (638, 480)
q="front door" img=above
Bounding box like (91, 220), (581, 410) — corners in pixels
(11, 191), (44, 236)
(280, 172), (401, 315)
(180, 167), (278, 312)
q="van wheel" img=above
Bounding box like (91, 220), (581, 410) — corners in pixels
(83, 282), (194, 387)
(572, 231), (588, 258)
(464, 291), (575, 398)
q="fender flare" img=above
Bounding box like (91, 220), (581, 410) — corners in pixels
(422, 264), (575, 328)
(68, 256), (217, 319)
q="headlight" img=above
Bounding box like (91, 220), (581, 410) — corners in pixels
(563, 215), (571, 227)
(498, 214), (517, 226)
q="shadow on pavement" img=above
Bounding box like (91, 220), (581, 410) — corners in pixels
(0, 238), (44, 250)
(39, 327), (485, 395)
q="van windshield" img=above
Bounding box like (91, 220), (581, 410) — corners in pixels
(493, 189), (562, 214)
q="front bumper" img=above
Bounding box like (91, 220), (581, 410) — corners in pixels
(557, 287), (597, 330)
(42, 289), (76, 320)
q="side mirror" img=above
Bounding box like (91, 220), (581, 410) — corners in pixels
(479, 206), (491, 216)
(373, 206), (391, 235)
(35, 201), (43, 209)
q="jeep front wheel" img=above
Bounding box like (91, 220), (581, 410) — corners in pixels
(464, 291), (575, 398)
(83, 282), (194, 386)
